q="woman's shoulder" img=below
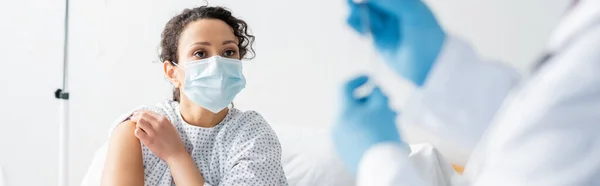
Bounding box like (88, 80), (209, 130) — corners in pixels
(225, 109), (282, 148)
(141, 100), (180, 116)
(226, 109), (278, 137)
(228, 109), (269, 128)
(108, 100), (180, 136)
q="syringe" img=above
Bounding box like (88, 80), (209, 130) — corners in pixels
(351, 0), (380, 99)
(353, 0), (371, 37)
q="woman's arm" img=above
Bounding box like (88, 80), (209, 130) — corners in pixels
(100, 120), (144, 186)
(166, 152), (206, 186)
(130, 110), (206, 186)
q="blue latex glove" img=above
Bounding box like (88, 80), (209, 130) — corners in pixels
(332, 75), (403, 175)
(347, 0), (446, 86)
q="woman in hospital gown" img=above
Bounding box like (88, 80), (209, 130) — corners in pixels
(99, 6), (288, 186)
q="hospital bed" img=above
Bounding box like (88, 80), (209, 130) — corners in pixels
(80, 124), (355, 186)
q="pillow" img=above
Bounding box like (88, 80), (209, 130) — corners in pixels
(271, 124), (355, 186)
(80, 142), (108, 186)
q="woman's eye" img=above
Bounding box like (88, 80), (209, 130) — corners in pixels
(223, 50), (236, 57)
(193, 51), (206, 58)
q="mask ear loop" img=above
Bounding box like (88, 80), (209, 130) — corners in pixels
(170, 60), (181, 68)
(163, 61), (182, 88)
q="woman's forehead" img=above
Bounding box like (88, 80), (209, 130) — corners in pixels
(178, 19), (238, 46)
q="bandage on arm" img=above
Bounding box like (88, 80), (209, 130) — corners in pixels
(100, 120), (144, 186)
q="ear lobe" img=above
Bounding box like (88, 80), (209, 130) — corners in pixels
(164, 61), (181, 87)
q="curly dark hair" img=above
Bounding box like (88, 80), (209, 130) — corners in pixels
(159, 6), (255, 102)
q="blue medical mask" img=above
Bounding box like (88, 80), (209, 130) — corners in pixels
(175, 56), (246, 113)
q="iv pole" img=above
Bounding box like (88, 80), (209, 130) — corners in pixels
(54, 0), (70, 185)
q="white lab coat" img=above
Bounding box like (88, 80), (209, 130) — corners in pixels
(357, 0), (600, 185)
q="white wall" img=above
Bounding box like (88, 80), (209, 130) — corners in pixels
(0, 0), (569, 185)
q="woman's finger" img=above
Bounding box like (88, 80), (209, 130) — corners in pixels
(129, 112), (143, 122)
(132, 111), (157, 124)
(134, 127), (148, 141)
(136, 117), (155, 137)
(138, 111), (171, 130)
(143, 111), (169, 126)
(134, 111), (160, 122)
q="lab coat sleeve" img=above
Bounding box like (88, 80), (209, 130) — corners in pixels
(401, 36), (521, 164)
(357, 143), (460, 186)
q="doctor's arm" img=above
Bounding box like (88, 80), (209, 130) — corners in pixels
(334, 77), (453, 186)
(401, 36), (520, 157)
(342, 0), (520, 185)
(351, 11), (521, 186)
(348, 0), (521, 155)
(354, 36), (521, 186)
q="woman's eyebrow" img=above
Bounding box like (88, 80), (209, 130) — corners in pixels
(189, 41), (211, 48)
(222, 40), (237, 45)
(188, 40), (237, 48)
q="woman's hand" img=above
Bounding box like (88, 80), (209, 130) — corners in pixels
(130, 111), (187, 162)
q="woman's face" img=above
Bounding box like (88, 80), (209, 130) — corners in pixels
(164, 18), (240, 89)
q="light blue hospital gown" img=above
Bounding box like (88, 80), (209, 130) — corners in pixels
(111, 100), (288, 186)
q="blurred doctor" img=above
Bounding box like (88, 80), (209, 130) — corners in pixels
(332, 0), (600, 185)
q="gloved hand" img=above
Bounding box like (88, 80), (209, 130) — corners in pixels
(332, 75), (404, 175)
(346, 0), (446, 86)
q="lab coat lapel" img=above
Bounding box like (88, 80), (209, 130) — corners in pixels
(546, 0), (600, 52)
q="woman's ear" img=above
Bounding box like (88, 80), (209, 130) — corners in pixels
(164, 61), (181, 88)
